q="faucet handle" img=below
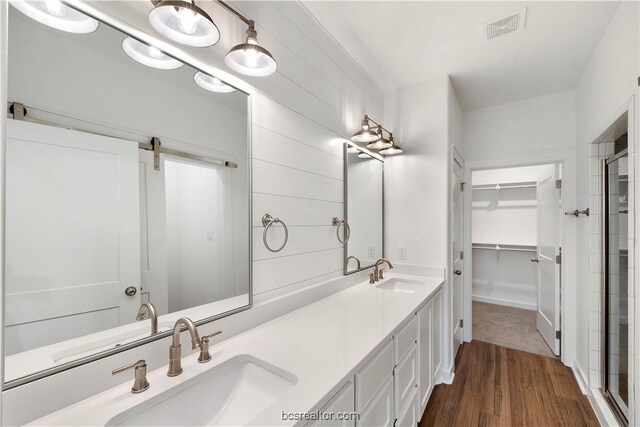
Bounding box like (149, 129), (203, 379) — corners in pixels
(198, 330), (222, 363)
(379, 269), (385, 280)
(112, 359), (149, 393)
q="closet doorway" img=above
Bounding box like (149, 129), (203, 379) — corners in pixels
(470, 164), (562, 358)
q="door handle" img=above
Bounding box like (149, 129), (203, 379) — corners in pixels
(531, 257), (539, 263)
(124, 286), (138, 296)
(454, 270), (462, 276)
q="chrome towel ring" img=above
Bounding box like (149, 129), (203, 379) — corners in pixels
(262, 214), (289, 253)
(332, 217), (351, 244)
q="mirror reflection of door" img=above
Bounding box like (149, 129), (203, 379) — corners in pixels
(4, 120), (141, 355)
(604, 149), (629, 421)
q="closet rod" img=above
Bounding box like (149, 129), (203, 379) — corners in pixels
(472, 243), (537, 253)
(472, 181), (537, 191)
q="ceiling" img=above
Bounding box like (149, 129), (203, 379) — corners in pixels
(301, 1), (620, 110)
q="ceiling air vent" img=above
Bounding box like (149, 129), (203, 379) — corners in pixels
(483, 8), (527, 41)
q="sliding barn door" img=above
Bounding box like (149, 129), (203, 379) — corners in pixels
(4, 119), (141, 354)
(535, 164), (561, 356)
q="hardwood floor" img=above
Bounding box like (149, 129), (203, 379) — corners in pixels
(420, 341), (599, 427)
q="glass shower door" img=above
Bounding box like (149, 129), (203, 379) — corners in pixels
(603, 149), (629, 423)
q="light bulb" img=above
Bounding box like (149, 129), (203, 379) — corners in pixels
(43, 0), (64, 16)
(244, 47), (260, 68)
(148, 45), (164, 59)
(173, 7), (199, 34)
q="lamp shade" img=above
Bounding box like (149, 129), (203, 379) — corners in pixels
(10, 0), (99, 33)
(149, 1), (219, 47)
(193, 72), (237, 93)
(122, 37), (183, 70)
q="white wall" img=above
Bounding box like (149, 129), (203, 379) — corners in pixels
(463, 90), (576, 161)
(0, 1), (385, 423)
(165, 160), (236, 312)
(384, 77), (449, 267)
(574, 1), (639, 420)
(384, 76), (459, 377)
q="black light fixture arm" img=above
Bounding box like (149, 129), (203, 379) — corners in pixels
(214, 0), (254, 28)
(363, 114), (393, 137)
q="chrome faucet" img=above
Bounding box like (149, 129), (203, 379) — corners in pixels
(167, 317), (201, 377)
(371, 258), (394, 282)
(136, 302), (158, 335)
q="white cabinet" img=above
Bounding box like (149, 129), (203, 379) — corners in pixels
(355, 341), (393, 410)
(396, 389), (418, 427)
(394, 344), (417, 416)
(418, 288), (442, 416)
(307, 381), (355, 427)
(357, 376), (394, 427)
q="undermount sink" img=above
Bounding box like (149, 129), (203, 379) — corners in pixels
(107, 355), (297, 426)
(376, 278), (424, 294)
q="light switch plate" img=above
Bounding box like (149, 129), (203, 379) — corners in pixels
(368, 245), (375, 258)
(398, 247), (407, 261)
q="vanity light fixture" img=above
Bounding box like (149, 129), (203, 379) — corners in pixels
(10, 0), (99, 34)
(367, 129), (393, 150)
(218, 0), (277, 77)
(148, 0), (220, 48)
(351, 115), (379, 143)
(122, 37), (184, 70)
(379, 140), (403, 155)
(193, 71), (236, 93)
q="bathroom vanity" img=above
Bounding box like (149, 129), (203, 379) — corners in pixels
(27, 273), (443, 426)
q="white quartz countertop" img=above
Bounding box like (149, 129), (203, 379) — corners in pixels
(29, 273), (443, 426)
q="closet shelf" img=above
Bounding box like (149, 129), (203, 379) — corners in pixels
(472, 181), (537, 191)
(472, 243), (537, 253)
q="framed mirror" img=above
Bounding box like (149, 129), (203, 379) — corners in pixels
(343, 143), (384, 274)
(4, 3), (251, 387)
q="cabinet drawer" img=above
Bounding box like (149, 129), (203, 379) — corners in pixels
(394, 315), (417, 363)
(357, 376), (394, 427)
(394, 344), (417, 414)
(396, 388), (418, 427)
(355, 340), (393, 410)
(307, 381), (355, 427)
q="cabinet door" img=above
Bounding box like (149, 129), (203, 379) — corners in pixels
(308, 381), (355, 427)
(396, 389), (418, 427)
(357, 376), (394, 427)
(418, 299), (433, 414)
(431, 290), (443, 379)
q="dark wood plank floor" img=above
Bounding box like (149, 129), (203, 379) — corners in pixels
(420, 341), (599, 427)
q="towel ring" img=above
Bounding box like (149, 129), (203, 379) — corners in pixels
(332, 217), (351, 244)
(262, 214), (288, 253)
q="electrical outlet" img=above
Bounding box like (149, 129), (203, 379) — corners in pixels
(368, 245), (375, 258)
(398, 247), (407, 261)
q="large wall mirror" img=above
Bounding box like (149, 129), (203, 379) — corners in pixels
(4, 3), (250, 387)
(343, 144), (384, 274)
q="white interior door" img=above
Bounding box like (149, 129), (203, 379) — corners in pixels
(536, 164), (561, 356)
(452, 156), (464, 357)
(4, 119), (141, 354)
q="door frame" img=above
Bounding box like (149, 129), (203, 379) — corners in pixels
(450, 145), (465, 367)
(463, 148), (577, 366)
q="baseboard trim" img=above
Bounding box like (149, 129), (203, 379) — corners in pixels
(472, 295), (537, 311)
(571, 362), (589, 395)
(438, 362), (455, 384)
